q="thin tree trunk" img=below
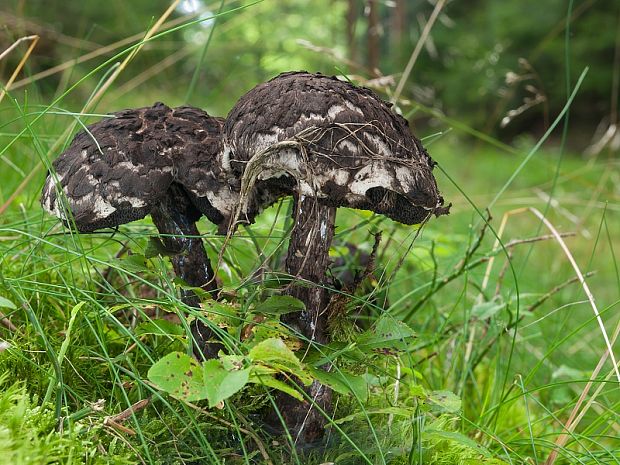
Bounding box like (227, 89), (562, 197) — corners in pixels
(367, 0), (380, 75)
(276, 195), (336, 444)
(346, 0), (359, 63)
(391, 0), (406, 49)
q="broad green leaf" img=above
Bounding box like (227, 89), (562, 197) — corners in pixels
(428, 390), (462, 413)
(148, 352), (208, 402)
(202, 359), (250, 408)
(249, 338), (301, 366)
(201, 300), (240, 319)
(249, 338), (311, 384)
(136, 319), (184, 337)
(148, 353), (250, 407)
(0, 296), (16, 310)
(307, 366), (368, 402)
(253, 295), (305, 315)
(249, 373), (303, 400)
(251, 320), (293, 342)
(116, 254), (150, 273)
(357, 316), (416, 351)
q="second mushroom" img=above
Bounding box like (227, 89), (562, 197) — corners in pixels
(41, 103), (233, 358)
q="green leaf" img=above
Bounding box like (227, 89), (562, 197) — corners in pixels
(148, 352), (208, 402)
(148, 352), (250, 407)
(249, 338), (311, 384)
(305, 341), (365, 366)
(202, 359), (251, 408)
(0, 296), (16, 310)
(136, 319), (184, 337)
(357, 316), (416, 351)
(307, 366), (368, 402)
(144, 236), (176, 258)
(428, 390), (462, 413)
(249, 373), (303, 400)
(116, 254), (150, 273)
(253, 295), (305, 315)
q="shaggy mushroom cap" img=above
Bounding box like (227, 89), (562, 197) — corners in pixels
(221, 71), (448, 226)
(41, 103), (229, 231)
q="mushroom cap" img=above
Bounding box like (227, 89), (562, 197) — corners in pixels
(222, 71), (447, 226)
(41, 103), (228, 232)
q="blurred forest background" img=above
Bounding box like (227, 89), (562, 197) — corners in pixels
(2, 0), (618, 152)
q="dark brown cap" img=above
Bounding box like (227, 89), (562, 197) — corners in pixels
(222, 71), (448, 226)
(41, 103), (228, 231)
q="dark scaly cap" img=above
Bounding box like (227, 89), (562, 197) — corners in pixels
(221, 71), (449, 226)
(41, 103), (230, 231)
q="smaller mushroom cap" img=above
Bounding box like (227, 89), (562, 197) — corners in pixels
(221, 71), (448, 227)
(41, 103), (229, 232)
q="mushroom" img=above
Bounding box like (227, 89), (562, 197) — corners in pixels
(221, 71), (448, 442)
(41, 102), (231, 358)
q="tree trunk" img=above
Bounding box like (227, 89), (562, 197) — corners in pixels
(346, 0), (359, 63)
(276, 194), (336, 445)
(367, 0), (380, 76)
(391, 0), (406, 49)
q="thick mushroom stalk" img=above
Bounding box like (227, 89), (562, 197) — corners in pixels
(222, 71), (448, 443)
(41, 103), (230, 358)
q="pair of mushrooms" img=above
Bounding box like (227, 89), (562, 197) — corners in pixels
(41, 71), (447, 440)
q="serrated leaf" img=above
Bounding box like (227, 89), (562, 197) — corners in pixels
(428, 390), (461, 413)
(0, 296), (16, 310)
(307, 366), (368, 402)
(148, 352), (208, 402)
(202, 359), (250, 408)
(253, 295), (305, 315)
(135, 319), (183, 337)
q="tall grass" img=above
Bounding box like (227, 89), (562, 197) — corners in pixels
(0, 1), (618, 464)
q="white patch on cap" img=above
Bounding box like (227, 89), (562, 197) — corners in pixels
(349, 163), (396, 197)
(327, 105), (345, 119)
(343, 99), (364, 116)
(92, 196), (117, 218)
(363, 133), (392, 157)
(220, 143), (233, 171)
(336, 139), (359, 154)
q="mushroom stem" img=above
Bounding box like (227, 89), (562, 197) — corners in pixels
(150, 184), (221, 359)
(278, 194), (336, 444)
(283, 195), (335, 343)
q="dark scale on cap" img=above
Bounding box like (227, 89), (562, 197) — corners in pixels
(41, 103), (228, 231)
(222, 71), (448, 226)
